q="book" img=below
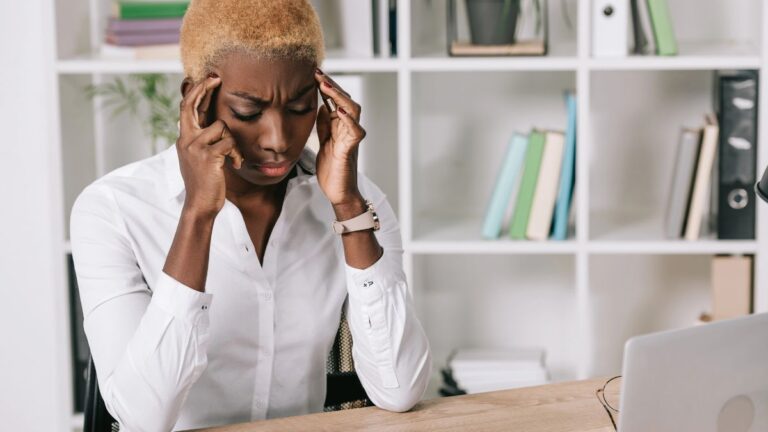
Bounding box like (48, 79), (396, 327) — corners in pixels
(373, 0), (391, 57)
(111, 1), (189, 20)
(629, 0), (649, 55)
(711, 255), (752, 320)
(645, 0), (677, 56)
(449, 40), (546, 56)
(527, 131), (565, 241)
(716, 71), (758, 240)
(592, 0), (629, 57)
(664, 128), (702, 239)
(100, 43), (180, 59)
(106, 32), (180, 46)
(684, 114), (719, 240)
(481, 133), (529, 239)
(551, 92), (577, 241)
(107, 17), (183, 33)
(445, 348), (549, 394)
(509, 130), (546, 239)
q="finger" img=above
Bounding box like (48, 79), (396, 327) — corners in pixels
(318, 80), (361, 122)
(337, 107), (367, 143)
(209, 134), (245, 170)
(180, 76), (221, 135)
(315, 71), (351, 98)
(196, 76), (221, 128)
(316, 104), (331, 144)
(190, 119), (228, 148)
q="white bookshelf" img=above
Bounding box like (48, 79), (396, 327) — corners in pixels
(49, 0), (768, 430)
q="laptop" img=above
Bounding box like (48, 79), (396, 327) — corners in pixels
(618, 312), (768, 432)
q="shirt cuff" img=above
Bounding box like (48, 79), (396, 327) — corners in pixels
(152, 270), (213, 325)
(345, 250), (392, 303)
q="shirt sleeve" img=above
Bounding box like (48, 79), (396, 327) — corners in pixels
(342, 177), (433, 413)
(70, 184), (212, 432)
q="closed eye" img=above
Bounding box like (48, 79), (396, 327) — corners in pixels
(230, 106), (313, 122)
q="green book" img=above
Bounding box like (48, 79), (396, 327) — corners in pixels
(646, 0), (677, 56)
(113, 1), (190, 20)
(509, 130), (546, 239)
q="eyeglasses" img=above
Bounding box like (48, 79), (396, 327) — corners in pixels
(595, 375), (622, 431)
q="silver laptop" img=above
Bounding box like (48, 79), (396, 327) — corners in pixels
(619, 312), (768, 432)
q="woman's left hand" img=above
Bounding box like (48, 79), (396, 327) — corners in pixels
(314, 68), (367, 207)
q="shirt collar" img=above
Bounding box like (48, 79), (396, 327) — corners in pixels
(162, 143), (318, 201)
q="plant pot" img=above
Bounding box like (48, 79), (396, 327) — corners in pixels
(466, 0), (520, 45)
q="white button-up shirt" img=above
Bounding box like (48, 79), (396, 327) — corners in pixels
(70, 144), (432, 432)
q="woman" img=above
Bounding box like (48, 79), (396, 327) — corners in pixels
(69, 1), (431, 430)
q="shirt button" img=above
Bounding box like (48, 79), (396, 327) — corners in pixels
(201, 305), (208, 310)
(244, 244), (250, 252)
(263, 291), (273, 301)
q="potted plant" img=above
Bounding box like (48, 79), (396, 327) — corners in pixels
(85, 74), (180, 155)
(466, 0), (542, 45)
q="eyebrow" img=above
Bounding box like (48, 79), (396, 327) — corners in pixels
(229, 82), (316, 105)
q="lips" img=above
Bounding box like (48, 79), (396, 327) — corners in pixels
(248, 160), (294, 177)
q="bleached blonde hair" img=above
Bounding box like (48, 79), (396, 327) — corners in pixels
(180, 0), (325, 82)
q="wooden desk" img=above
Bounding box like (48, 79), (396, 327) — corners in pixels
(193, 378), (618, 432)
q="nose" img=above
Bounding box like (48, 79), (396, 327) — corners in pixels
(258, 110), (290, 155)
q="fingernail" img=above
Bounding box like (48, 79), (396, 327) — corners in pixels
(338, 106), (347, 115)
(315, 68), (323, 75)
(323, 81), (333, 88)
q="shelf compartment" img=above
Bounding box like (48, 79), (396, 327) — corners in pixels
(409, 0), (578, 61)
(587, 254), (715, 377)
(588, 70), (746, 242)
(415, 253), (579, 394)
(411, 70), (576, 243)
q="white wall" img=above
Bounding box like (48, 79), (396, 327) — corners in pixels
(0, 0), (70, 429)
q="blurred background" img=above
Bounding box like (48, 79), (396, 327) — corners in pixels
(2, 0), (767, 430)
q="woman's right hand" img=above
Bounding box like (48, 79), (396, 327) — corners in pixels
(176, 75), (245, 218)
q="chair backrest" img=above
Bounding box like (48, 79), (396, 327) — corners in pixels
(83, 312), (371, 432)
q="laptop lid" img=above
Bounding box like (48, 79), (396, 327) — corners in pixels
(618, 312), (768, 432)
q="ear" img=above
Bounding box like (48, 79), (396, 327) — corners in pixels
(180, 76), (194, 98)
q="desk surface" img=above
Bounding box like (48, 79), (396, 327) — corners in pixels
(193, 378), (618, 432)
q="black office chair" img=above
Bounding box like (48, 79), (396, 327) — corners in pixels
(83, 310), (371, 432)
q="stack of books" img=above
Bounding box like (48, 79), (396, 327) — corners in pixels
(439, 348), (549, 396)
(101, 0), (189, 60)
(481, 92), (576, 241)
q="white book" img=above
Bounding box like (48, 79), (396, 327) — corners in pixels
(373, 0), (390, 57)
(527, 131), (565, 241)
(450, 348), (546, 369)
(340, 0), (374, 58)
(99, 43), (180, 60)
(664, 128), (701, 239)
(684, 114), (719, 241)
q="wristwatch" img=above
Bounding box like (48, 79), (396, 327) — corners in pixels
(332, 199), (380, 234)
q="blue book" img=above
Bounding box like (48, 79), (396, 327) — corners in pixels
(481, 133), (529, 239)
(551, 92), (577, 241)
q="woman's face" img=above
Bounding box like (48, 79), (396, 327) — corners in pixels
(206, 53), (318, 189)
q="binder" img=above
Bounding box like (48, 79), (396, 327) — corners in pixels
(592, 0), (629, 57)
(715, 71), (758, 240)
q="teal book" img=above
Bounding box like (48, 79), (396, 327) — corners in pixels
(509, 131), (546, 240)
(646, 0), (677, 56)
(551, 92), (577, 241)
(481, 133), (529, 239)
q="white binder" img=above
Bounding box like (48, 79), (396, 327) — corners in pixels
(592, 0), (629, 57)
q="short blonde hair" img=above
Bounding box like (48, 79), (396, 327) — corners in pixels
(180, 0), (325, 82)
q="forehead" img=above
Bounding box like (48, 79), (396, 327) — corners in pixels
(216, 52), (315, 92)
